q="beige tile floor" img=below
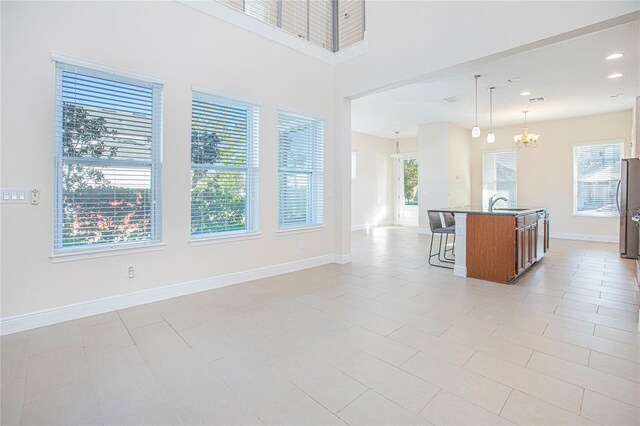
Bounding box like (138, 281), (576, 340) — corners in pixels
(2, 226), (639, 425)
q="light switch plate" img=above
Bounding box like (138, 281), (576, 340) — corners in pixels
(1, 188), (29, 204)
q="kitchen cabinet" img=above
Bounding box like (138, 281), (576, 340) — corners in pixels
(466, 210), (545, 284)
(516, 213), (538, 278)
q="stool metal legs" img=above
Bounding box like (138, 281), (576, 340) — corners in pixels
(428, 232), (455, 269)
(442, 234), (456, 262)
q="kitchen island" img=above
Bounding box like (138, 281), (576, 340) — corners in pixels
(431, 207), (549, 284)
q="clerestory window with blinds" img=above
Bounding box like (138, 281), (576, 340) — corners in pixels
(482, 150), (517, 209)
(191, 92), (259, 237)
(219, 0), (365, 52)
(54, 63), (162, 253)
(573, 141), (623, 217)
(278, 110), (324, 229)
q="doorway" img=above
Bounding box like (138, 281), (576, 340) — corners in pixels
(396, 155), (419, 226)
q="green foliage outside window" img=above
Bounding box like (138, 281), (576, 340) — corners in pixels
(403, 159), (418, 206)
(190, 106), (248, 235)
(61, 104), (152, 247)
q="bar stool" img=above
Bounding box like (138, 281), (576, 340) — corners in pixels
(427, 211), (455, 269)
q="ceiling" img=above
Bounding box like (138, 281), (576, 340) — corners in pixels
(352, 20), (640, 138)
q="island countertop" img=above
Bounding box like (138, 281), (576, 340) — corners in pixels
(430, 206), (547, 216)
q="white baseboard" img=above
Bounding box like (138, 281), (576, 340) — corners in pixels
(351, 222), (393, 231)
(333, 253), (353, 264)
(0, 253), (351, 336)
(551, 232), (618, 243)
(453, 265), (467, 277)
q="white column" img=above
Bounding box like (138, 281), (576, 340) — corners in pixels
(418, 122), (449, 231)
(453, 213), (467, 277)
(333, 97), (352, 263)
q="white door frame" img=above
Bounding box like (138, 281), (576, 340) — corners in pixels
(395, 152), (419, 227)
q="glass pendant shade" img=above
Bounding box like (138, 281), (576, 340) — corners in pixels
(471, 75), (481, 138)
(487, 87), (495, 143)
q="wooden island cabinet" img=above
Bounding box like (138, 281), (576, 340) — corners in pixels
(430, 207), (549, 284)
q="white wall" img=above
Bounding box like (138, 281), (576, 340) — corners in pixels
(0, 1), (338, 320)
(418, 123), (471, 230)
(470, 110), (633, 241)
(2, 0), (638, 326)
(336, 1), (639, 98)
(350, 134), (420, 229)
(333, 2), (638, 242)
(418, 123), (449, 230)
(350, 132), (395, 229)
(447, 124), (472, 208)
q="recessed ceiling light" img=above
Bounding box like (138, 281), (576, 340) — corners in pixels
(507, 77), (520, 83)
(611, 93), (623, 98)
(605, 53), (624, 60)
(608, 73), (623, 79)
(520, 91), (532, 96)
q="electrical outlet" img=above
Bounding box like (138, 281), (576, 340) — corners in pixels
(127, 265), (135, 279)
(30, 189), (40, 205)
(298, 239), (304, 250)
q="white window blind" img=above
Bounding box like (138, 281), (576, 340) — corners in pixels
(338, 0), (365, 50)
(482, 150), (517, 209)
(278, 110), (324, 229)
(573, 142), (623, 217)
(219, 0), (364, 52)
(54, 63), (162, 252)
(191, 92), (259, 237)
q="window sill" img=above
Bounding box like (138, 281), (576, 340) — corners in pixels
(189, 231), (261, 246)
(275, 225), (326, 236)
(50, 242), (166, 263)
(572, 213), (618, 219)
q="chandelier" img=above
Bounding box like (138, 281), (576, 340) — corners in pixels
(514, 110), (539, 148)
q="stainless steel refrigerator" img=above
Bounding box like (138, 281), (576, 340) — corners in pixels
(618, 158), (640, 259)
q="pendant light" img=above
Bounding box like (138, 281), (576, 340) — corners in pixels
(487, 86), (495, 143)
(471, 75), (481, 138)
(391, 131), (401, 158)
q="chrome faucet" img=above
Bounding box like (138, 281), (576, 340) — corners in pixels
(489, 195), (508, 211)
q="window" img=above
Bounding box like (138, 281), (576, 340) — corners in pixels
(573, 141), (623, 217)
(403, 158), (418, 206)
(191, 92), (259, 237)
(219, 0), (364, 52)
(277, 110), (324, 229)
(54, 63), (162, 252)
(482, 150), (517, 209)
